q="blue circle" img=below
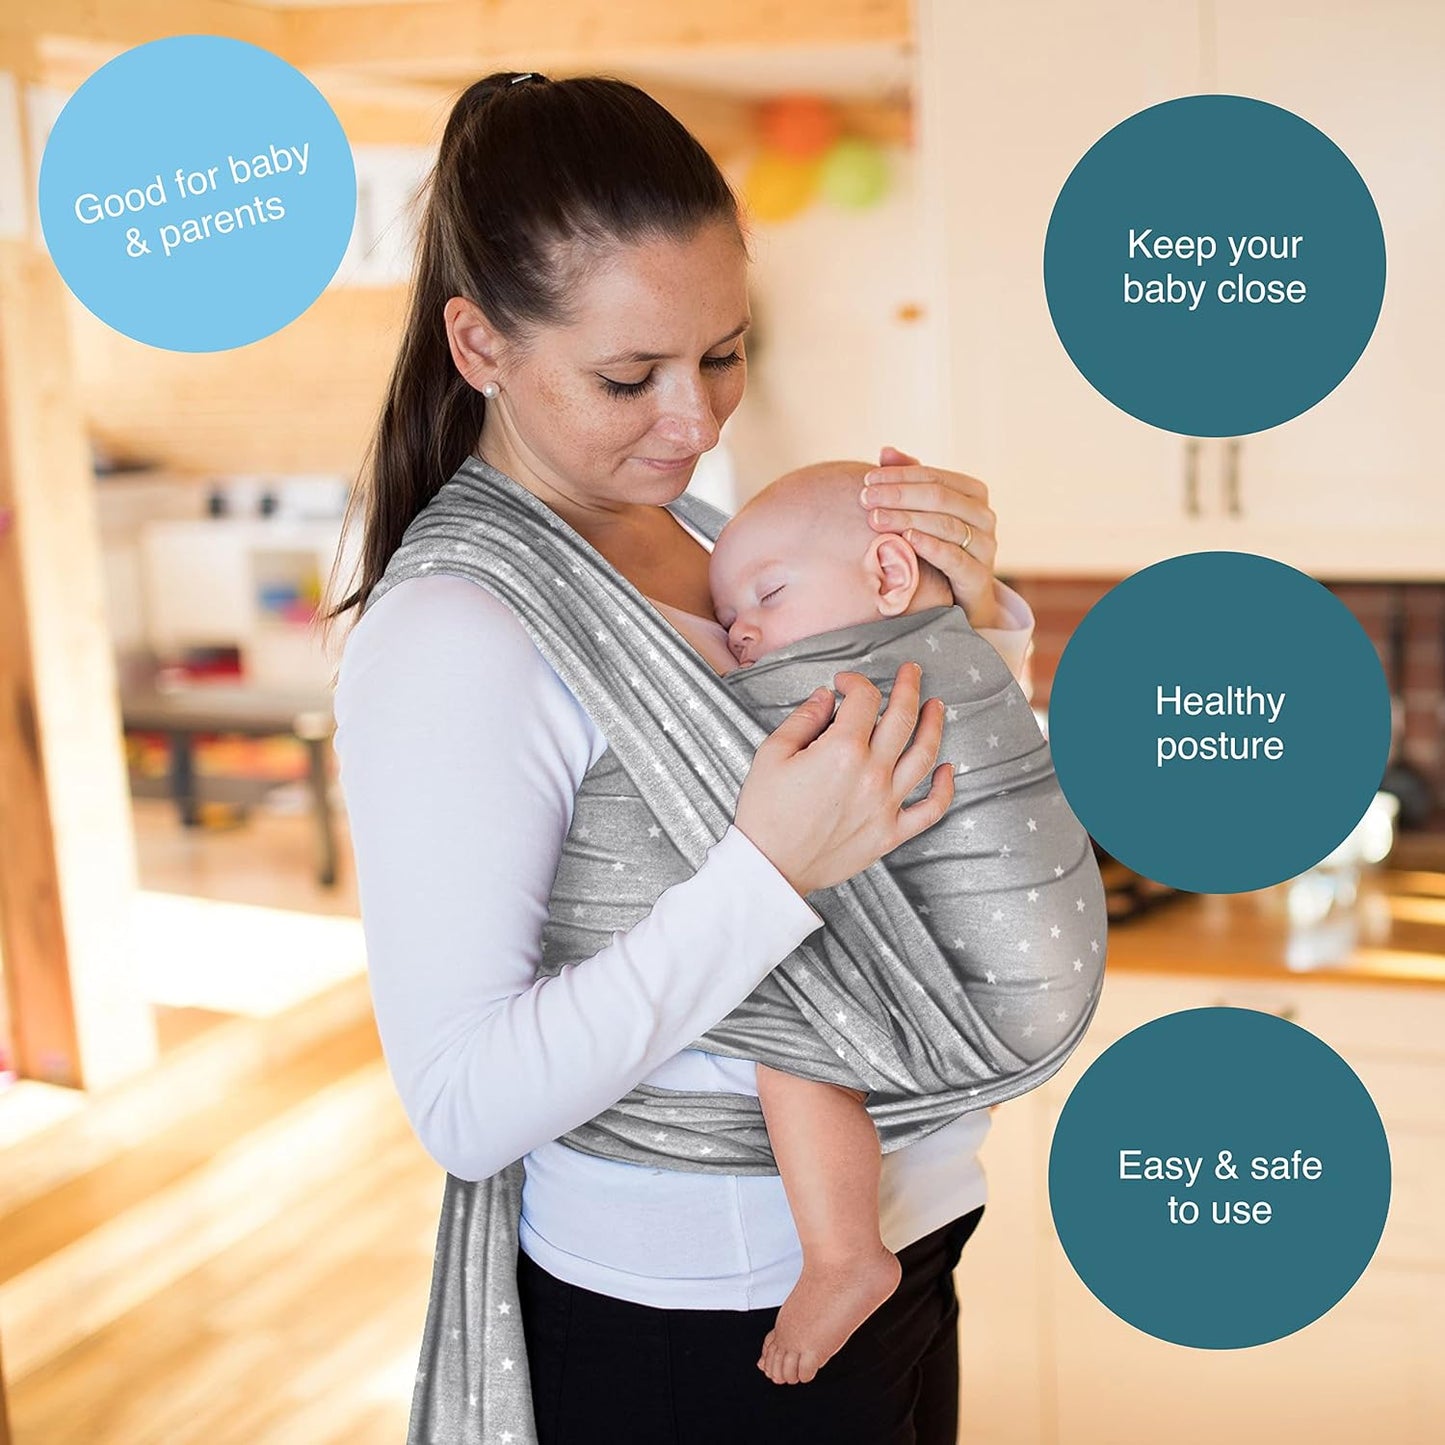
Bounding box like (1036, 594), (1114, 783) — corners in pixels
(1050, 1008), (1391, 1349)
(1043, 95), (1385, 436)
(39, 36), (356, 352)
(1048, 552), (1391, 894)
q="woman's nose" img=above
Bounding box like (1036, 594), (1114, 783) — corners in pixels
(657, 381), (721, 453)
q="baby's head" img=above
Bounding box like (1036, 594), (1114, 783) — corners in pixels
(709, 460), (954, 668)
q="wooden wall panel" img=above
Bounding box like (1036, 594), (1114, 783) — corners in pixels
(70, 286), (409, 478)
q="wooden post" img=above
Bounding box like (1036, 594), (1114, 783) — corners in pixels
(0, 1328), (11, 1445)
(0, 35), (155, 1090)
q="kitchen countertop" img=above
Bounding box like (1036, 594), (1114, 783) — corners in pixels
(1106, 857), (1445, 988)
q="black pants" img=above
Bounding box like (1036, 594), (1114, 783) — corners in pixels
(518, 1205), (985, 1444)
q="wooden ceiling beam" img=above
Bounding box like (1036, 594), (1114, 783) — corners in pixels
(281, 0), (911, 73)
(303, 71), (911, 159)
(0, 1), (282, 61)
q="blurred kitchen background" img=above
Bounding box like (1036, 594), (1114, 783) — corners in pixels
(0, 2), (1441, 1443)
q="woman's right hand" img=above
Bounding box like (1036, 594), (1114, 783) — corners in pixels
(733, 662), (954, 897)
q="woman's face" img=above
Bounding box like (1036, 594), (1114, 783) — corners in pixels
(471, 219), (750, 512)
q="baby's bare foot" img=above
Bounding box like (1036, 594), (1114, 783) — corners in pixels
(756, 1246), (902, 1385)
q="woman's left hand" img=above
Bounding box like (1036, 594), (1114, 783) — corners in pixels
(860, 446), (1007, 631)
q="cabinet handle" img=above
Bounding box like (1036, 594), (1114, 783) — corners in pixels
(1183, 439), (1202, 516)
(1211, 997), (1298, 1023)
(1225, 438), (1243, 516)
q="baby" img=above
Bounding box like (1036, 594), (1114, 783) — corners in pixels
(694, 460), (1105, 1386)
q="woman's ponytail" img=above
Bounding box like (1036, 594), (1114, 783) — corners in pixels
(323, 73), (739, 632)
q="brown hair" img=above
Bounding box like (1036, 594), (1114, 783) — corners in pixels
(323, 73), (741, 632)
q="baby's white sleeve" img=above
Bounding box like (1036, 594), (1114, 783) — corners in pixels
(973, 580), (1037, 700)
(332, 574), (824, 1182)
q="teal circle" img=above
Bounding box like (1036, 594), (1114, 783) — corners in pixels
(1049, 1008), (1391, 1349)
(39, 36), (356, 352)
(1048, 552), (1390, 894)
(1043, 95), (1385, 436)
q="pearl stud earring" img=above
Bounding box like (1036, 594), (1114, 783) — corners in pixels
(481, 381), (499, 398)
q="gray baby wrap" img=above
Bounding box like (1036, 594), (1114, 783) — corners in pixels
(363, 456), (1107, 1445)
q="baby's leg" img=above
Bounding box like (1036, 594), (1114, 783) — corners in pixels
(754, 1064), (903, 1386)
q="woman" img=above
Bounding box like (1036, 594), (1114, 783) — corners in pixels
(329, 73), (1036, 1443)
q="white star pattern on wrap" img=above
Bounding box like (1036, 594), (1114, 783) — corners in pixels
(379, 460), (1109, 1445)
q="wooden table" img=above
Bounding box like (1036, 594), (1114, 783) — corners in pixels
(121, 683), (339, 887)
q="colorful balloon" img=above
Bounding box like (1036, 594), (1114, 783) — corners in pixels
(819, 137), (890, 209)
(743, 149), (820, 223)
(757, 95), (840, 159)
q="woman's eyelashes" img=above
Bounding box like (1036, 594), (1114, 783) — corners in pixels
(597, 350), (744, 399)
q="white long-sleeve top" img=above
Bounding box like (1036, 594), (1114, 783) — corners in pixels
(333, 510), (1036, 1310)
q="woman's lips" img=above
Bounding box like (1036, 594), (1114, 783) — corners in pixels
(634, 454), (697, 473)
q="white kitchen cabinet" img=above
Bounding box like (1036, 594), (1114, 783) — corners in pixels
(915, 0), (1444, 579)
(954, 1078), (1053, 1445)
(1049, 1259), (1435, 1445)
(1200, 0), (1445, 578)
(138, 517), (352, 690)
(916, 0), (1207, 578)
(958, 967), (1445, 1444)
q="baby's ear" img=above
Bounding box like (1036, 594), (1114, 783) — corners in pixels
(867, 532), (921, 617)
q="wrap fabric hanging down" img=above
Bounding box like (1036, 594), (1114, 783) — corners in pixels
(361, 456), (1107, 1445)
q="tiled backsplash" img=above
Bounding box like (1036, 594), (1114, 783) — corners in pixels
(1004, 575), (1445, 827)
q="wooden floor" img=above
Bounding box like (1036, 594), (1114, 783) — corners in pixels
(128, 796), (361, 918)
(12, 1129), (441, 1444)
(3, 800), (443, 1444)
